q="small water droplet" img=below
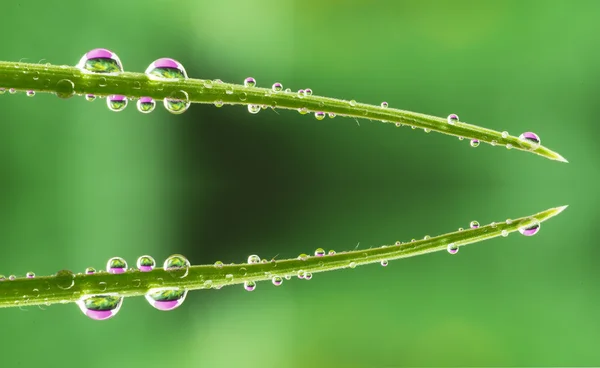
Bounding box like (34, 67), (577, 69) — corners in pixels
(244, 77), (256, 88)
(137, 255), (155, 272)
(381, 101), (388, 108)
(328, 112), (336, 119)
(506, 144), (513, 150)
(447, 114), (459, 125)
(272, 276), (283, 286)
(298, 107), (308, 115)
(107, 257), (127, 274)
(163, 254), (190, 278)
(470, 221), (480, 229)
(501, 230), (509, 237)
(272, 82), (283, 92)
(85, 94), (96, 101)
(145, 58), (188, 80)
(214, 261), (224, 269)
(247, 255), (261, 264)
(0, 88), (5, 94)
(244, 281), (256, 291)
(501, 131), (509, 138)
(519, 132), (540, 149)
(55, 79), (75, 99)
(519, 220), (540, 236)
(203, 80), (213, 88)
(506, 219), (513, 224)
(349, 262), (357, 269)
(55, 270), (75, 289)
(297, 254), (309, 261)
(9, 275), (16, 281)
(447, 243), (459, 254)
(284, 275), (292, 280)
(248, 104), (261, 114)
(458, 227), (464, 232)
(424, 235), (431, 240)
(380, 260), (389, 267)
(314, 111), (325, 120)
(297, 270), (306, 279)
(77, 294), (123, 320)
(77, 49), (123, 74)
(9, 88), (16, 94)
(395, 241), (402, 246)
(304, 272), (313, 280)
(136, 97), (155, 113)
(26, 90), (35, 97)
(226, 86), (234, 95)
(26, 272), (35, 278)
(349, 100), (357, 107)
(145, 287), (188, 311)
(470, 139), (480, 147)
(85, 267), (96, 275)
(304, 88), (313, 97)
(0, 275), (5, 281)
(107, 95), (127, 112)
(214, 100), (224, 108)
(328, 250), (336, 255)
(314, 248), (325, 257)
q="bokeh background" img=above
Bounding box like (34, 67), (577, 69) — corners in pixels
(0, 0), (597, 366)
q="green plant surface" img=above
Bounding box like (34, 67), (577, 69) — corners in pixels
(0, 61), (566, 162)
(0, 205), (566, 309)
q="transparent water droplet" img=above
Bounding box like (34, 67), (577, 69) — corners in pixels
(248, 104), (261, 114)
(163, 254), (190, 278)
(272, 276), (283, 286)
(214, 100), (224, 108)
(506, 218), (513, 224)
(85, 94), (96, 101)
(203, 80), (213, 88)
(137, 255), (155, 272)
(304, 272), (313, 280)
(380, 101), (389, 108)
(97, 77), (107, 87)
(506, 144), (513, 150)
(77, 48), (123, 74)
(107, 257), (127, 274)
(349, 262), (357, 269)
(284, 88), (291, 93)
(9, 88), (16, 94)
(9, 275), (16, 281)
(214, 261), (224, 268)
(328, 250), (336, 255)
(55, 79), (75, 99)
(424, 235), (431, 240)
(491, 140), (497, 146)
(304, 88), (313, 97)
(314, 248), (325, 257)
(458, 227), (464, 232)
(296, 89), (305, 98)
(164, 90), (190, 114)
(244, 281), (256, 291)
(272, 82), (283, 92)
(85, 267), (96, 275)
(77, 294), (123, 320)
(447, 243), (459, 254)
(380, 260), (389, 267)
(298, 107), (308, 115)
(25, 272), (35, 278)
(244, 77), (256, 88)
(297, 254), (309, 261)
(470, 221), (480, 229)
(0, 88), (5, 94)
(349, 100), (357, 107)
(26, 90), (35, 97)
(501, 230), (509, 237)
(284, 275), (292, 280)
(145, 58), (188, 80)
(447, 114), (459, 125)
(328, 112), (336, 119)
(297, 270), (306, 279)
(501, 131), (509, 138)
(55, 270), (75, 289)
(314, 111), (325, 120)
(145, 287), (187, 311)
(136, 97), (156, 113)
(470, 139), (480, 147)
(247, 255), (261, 264)
(226, 86), (234, 95)
(106, 95), (127, 112)
(519, 220), (540, 236)
(519, 132), (540, 148)
(0, 275), (5, 281)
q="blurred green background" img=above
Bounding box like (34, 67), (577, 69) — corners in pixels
(0, 0), (597, 366)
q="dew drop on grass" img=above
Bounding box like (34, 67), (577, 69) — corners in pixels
(214, 100), (224, 108)
(145, 288), (188, 311)
(304, 88), (313, 97)
(501, 131), (509, 138)
(470, 221), (480, 229)
(501, 230), (509, 237)
(26, 90), (35, 97)
(297, 270), (306, 279)
(26, 272), (35, 278)
(164, 254), (190, 278)
(304, 272), (313, 280)
(244, 77), (256, 87)
(272, 276), (283, 286)
(85, 94), (96, 101)
(447, 243), (459, 254)
(136, 255), (156, 272)
(164, 90), (190, 114)
(9, 275), (16, 281)
(349, 100), (357, 107)
(77, 294), (123, 320)
(328, 250), (336, 255)
(145, 58), (188, 80)
(447, 113), (459, 125)
(85, 267), (96, 275)
(244, 281), (256, 291)
(314, 248), (325, 257)
(76, 48), (123, 74)
(107, 257), (127, 274)
(349, 262), (357, 269)
(0, 275), (6, 281)
(247, 255), (261, 264)
(315, 111), (325, 120)
(328, 112), (336, 119)
(380, 260), (388, 267)
(519, 220), (540, 236)
(519, 132), (541, 149)
(297, 254), (309, 261)
(214, 261), (224, 269)
(381, 101), (388, 108)
(136, 97), (156, 113)
(55, 79), (75, 99)
(248, 104), (261, 114)
(272, 82), (283, 92)
(107, 95), (127, 112)
(9, 88), (16, 94)
(470, 139), (480, 147)
(0, 88), (6, 94)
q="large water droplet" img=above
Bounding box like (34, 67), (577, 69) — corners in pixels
(248, 104), (261, 114)
(519, 220), (540, 236)
(447, 243), (459, 254)
(470, 139), (480, 147)
(145, 58), (188, 80)
(163, 254), (190, 278)
(519, 132), (541, 148)
(214, 261), (224, 269)
(107, 257), (127, 274)
(247, 255), (261, 264)
(164, 90), (190, 114)
(77, 294), (123, 320)
(272, 82), (283, 92)
(76, 49), (123, 74)
(315, 111), (325, 120)
(136, 97), (155, 113)
(272, 276), (283, 286)
(137, 255), (155, 272)
(145, 287), (188, 311)
(244, 77), (256, 87)
(314, 248), (325, 257)
(107, 95), (128, 112)
(447, 114), (459, 125)
(470, 221), (480, 229)
(244, 280), (256, 291)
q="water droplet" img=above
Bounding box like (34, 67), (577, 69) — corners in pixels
(328, 250), (336, 255)
(145, 287), (187, 311)
(136, 97), (156, 113)
(85, 94), (96, 101)
(447, 243), (459, 254)
(0, 275), (5, 281)
(447, 114), (459, 125)
(214, 261), (224, 268)
(97, 77), (107, 87)
(244, 281), (256, 291)
(163, 254), (190, 278)
(9, 275), (16, 281)
(137, 255), (155, 272)
(314, 111), (326, 120)
(55, 79), (75, 99)
(519, 220), (540, 236)
(506, 219), (513, 224)
(314, 248), (325, 257)
(214, 100), (224, 108)
(458, 227), (464, 232)
(297, 254), (309, 261)
(470, 139), (480, 147)
(304, 88), (313, 97)
(328, 112), (336, 119)
(380, 260), (389, 267)
(501, 131), (509, 138)
(349, 100), (357, 107)
(424, 235), (431, 240)
(248, 104), (261, 114)
(298, 107), (308, 115)
(395, 241), (402, 246)
(26, 272), (35, 278)
(381, 101), (388, 108)
(9, 88), (16, 94)
(0, 88), (5, 94)
(424, 128), (431, 133)
(284, 88), (291, 93)
(491, 140), (497, 146)
(243, 77), (256, 88)
(226, 86), (234, 95)
(107, 257), (127, 274)
(85, 267), (96, 275)
(106, 95), (127, 112)
(77, 48), (123, 74)
(247, 255), (261, 264)
(272, 82), (283, 92)
(506, 144), (513, 150)
(77, 294), (123, 320)
(501, 230), (509, 237)
(203, 80), (213, 88)
(272, 276), (283, 286)
(145, 58), (188, 80)
(470, 221), (480, 229)
(297, 270), (306, 279)
(349, 262), (357, 269)
(304, 272), (313, 280)
(55, 270), (75, 289)
(519, 132), (541, 148)
(26, 90), (35, 97)
(164, 90), (190, 114)
(284, 275), (292, 280)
